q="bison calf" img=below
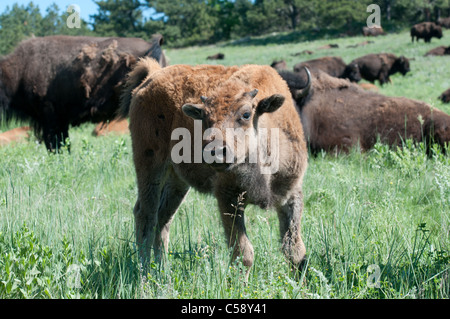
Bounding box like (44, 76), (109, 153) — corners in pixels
(119, 58), (310, 279)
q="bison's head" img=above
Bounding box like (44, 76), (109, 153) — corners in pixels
(433, 25), (443, 38)
(395, 56), (410, 76)
(181, 86), (285, 171)
(343, 63), (361, 82)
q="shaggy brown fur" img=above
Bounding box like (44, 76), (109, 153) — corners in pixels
(120, 58), (309, 278)
(0, 34), (166, 152)
(0, 126), (31, 146)
(295, 71), (450, 153)
(411, 22), (443, 42)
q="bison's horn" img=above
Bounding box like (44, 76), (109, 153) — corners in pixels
(200, 96), (208, 103)
(298, 66), (312, 98)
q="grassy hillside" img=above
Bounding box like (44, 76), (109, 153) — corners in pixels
(0, 29), (449, 299)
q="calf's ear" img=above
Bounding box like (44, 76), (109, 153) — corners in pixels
(182, 103), (205, 120)
(256, 94), (285, 114)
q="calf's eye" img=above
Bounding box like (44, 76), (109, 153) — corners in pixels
(241, 112), (251, 120)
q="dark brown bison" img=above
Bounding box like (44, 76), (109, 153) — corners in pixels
(350, 53), (410, 85)
(279, 69), (450, 154)
(411, 22), (443, 42)
(437, 17), (450, 28)
(0, 34), (166, 151)
(362, 26), (386, 36)
(206, 53), (225, 60)
(118, 58), (310, 279)
(439, 88), (450, 103)
(293, 56), (361, 83)
(424, 45), (450, 56)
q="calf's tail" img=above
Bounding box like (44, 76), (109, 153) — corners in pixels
(117, 57), (162, 119)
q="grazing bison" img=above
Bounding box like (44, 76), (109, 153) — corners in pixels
(92, 118), (129, 136)
(0, 34), (166, 152)
(119, 58), (310, 279)
(293, 56), (361, 83)
(424, 45), (450, 56)
(279, 69), (450, 153)
(362, 26), (386, 36)
(411, 22), (443, 42)
(350, 53), (410, 85)
(439, 88), (450, 103)
(0, 126), (31, 146)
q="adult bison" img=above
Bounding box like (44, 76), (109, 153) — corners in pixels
(424, 45), (450, 56)
(119, 58), (310, 279)
(411, 22), (443, 43)
(279, 69), (450, 154)
(350, 53), (410, 85)
(0, 34), (166, 151)
(293, 56), (361, 83)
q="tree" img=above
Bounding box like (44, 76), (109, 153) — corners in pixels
(91, 0), (145, 37)
(145, 0), (219, 46)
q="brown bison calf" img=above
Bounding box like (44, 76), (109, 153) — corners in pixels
(350, 53), (410, 85)
(286, 70), (450, 153)
(119, 58), (310, 278)
(411, 22), (443, 43)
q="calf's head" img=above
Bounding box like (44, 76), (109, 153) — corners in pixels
(182, 85), (285, 171)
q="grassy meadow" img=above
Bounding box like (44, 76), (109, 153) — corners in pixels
(0, 29), (449, 299)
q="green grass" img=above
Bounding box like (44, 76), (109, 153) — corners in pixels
(1, 29), (449, 299)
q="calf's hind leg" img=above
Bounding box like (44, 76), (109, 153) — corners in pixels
(277, 190), (306, 270)
(133, 163), (166, 264)
(153, 167), (190, 258)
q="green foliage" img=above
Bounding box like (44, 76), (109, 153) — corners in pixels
(0, 2), (92, 55)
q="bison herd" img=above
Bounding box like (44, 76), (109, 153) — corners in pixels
(1, 25), (450, 277)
